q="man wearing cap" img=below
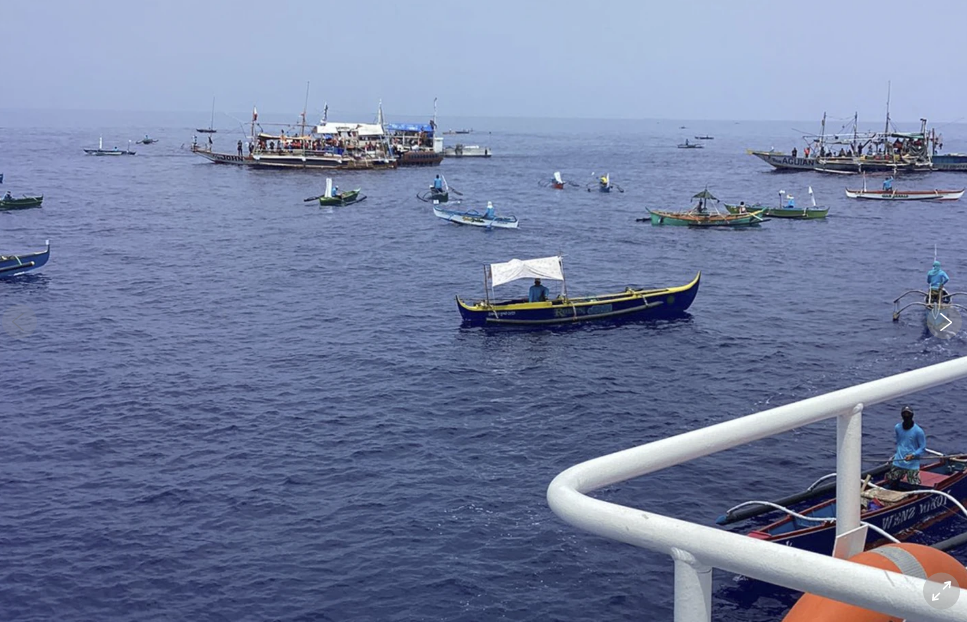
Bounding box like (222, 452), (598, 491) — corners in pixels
(528, 278), (549, 303)
(887, 406), (927, 485)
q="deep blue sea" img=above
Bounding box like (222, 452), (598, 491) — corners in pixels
(3, 110), (967, 621)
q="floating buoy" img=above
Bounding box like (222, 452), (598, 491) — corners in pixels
(782, 543), (967, 621)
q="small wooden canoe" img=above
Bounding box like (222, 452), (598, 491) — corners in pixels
(725, 204), (828, 219)
(0, 195), (43, 210)
(0, 240), (50, 278)
(647, 209), (764, 227)
(319, 189), (364, 206)
(845, 188), (964, 201)
(433, 206), (519, 229)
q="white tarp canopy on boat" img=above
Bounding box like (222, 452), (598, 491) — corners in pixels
(489, 256), (564, 287)
(314, 122), (385, 137)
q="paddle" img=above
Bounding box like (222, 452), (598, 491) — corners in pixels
(304, 193), (327, 202)
(449, 187), (464, 196)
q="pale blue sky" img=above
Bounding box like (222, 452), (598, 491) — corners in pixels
(4, 0), (964, 122)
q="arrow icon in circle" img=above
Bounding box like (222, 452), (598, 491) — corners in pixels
(940, 313), (953, 331)
(944, 581), (952, 589)
(933, 592), (941, 601)
(11, 312), (26, 332)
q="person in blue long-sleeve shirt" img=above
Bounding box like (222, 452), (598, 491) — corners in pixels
(927, 260), (949, 302)
(528, 278), (549, 303)
(887, 406), (926, 486)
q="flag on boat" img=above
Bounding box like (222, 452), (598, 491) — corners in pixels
(252, 107), (258, 122)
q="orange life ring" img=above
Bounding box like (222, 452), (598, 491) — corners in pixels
(782, 543), (967, 621)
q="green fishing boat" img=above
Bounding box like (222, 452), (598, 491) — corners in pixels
(726, 187), (829, 220)
(725, 203), (829, 219)
(319, 189), (363, 206)
(644, 188), (766, 227)
(0, 194), (43, 210)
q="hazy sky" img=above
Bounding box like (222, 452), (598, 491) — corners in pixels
(4, 0), (965, 122)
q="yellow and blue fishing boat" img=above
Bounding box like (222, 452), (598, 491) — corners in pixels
(456, 255), (700, 327)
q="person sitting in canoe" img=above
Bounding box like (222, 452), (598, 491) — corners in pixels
(600, 175), (609, 188)
(927, 260), (949, 302)
(331, 185), (339, 197)
(433, 175), (444, 191)
(786, 195), (795, 208)
(737, 201), (747, 213)
(883, 176), (894, 192)
(484, 201), (495, 219)
(528, 278), (549, 303)
(3, 191), (11, 201)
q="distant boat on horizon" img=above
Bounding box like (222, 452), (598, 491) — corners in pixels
(197, 96), (217, 134)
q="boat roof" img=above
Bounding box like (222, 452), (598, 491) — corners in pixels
(314, 122), (384, 136)
(693, 189), (717, 201)
(385, 123), (434, 134)
(489, 256), (564, 287)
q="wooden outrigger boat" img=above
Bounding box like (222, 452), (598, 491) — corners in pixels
(846, 177), (964, 201)
(0, 240), (50, 278)
(893, 288), (966, 336)
(138, 136), (158, 144)
(694, 135), (714, 140)
(0, 194), (44, 210)
(677, 139), (703, 149)
(314, 178), (364, 206)
(417, 174), (455, 204)
(646, 189), (766, 227)
(456, 255), (700, 327)
(587, 173), (623, 193)
(197, 96), (217, 133)
(728, 454), (967, 555)
(540, 171), (578, 190)
(725, 187), (829, 219)
(84, 137), (136, 156)
(433, 202), (519, 229)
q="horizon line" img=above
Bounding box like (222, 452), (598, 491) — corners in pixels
(0, 107), (961, 126)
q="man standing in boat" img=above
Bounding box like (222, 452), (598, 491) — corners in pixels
(883, 176), (894, 192)
(927, 260), (950, 302)
(887, 406), (926, 486)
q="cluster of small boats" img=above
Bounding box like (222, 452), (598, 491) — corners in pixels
(0, 174), (49, 278)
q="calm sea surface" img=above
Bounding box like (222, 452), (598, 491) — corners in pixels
(3, 111), (967, 621)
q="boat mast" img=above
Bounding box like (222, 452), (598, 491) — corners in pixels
(210, 96), (215, 131)
(301, 81), (310, 137)
(433, 97), (438, 127)
(884, 81), (891, 136)
(852, 112), (858, 154)
(559, 255), (568, 299)
(820, 113), (826, 155)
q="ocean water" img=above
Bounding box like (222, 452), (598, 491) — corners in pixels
(2, 111), (967, 621)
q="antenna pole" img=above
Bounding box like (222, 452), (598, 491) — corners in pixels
(884, 81), (891, 136)
(302, 81), (310, 137)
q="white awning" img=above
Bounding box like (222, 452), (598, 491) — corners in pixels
(489, 256), (564, 287)
(314, 122), (384, 137)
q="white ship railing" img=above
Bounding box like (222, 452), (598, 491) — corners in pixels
(547, 356), (967, 621)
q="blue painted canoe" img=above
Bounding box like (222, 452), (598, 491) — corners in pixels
(746, 456), (967, 554)
(457, 272), (700, 327)
(0, 240), (50, 278)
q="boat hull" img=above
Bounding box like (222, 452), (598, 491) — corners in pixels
(748, 150), (924, 173)
(725, 204), (828, 219)
(319, 189), (363, 206)
(192, 146), (397, 170)
(649, 209), (764, 227)
(457, 273), (700, 327)
(0, 195), (44, 210)
(398, 151), (444, 166)
(747, 460), (967, 554)
(0, 241), (50, 278)
(84, 149), (135, 156)
(433, 206), (518, 229)
(845, 188), (964, 201)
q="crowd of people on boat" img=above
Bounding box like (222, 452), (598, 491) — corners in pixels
(789, 135), (934, 161)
